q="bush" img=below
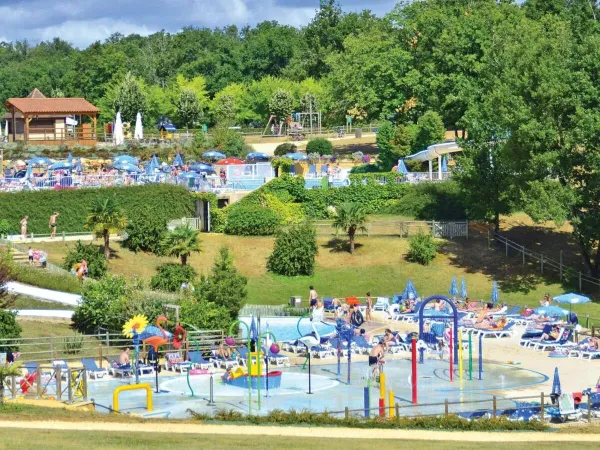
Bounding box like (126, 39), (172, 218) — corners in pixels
(0, 311), (21, 352)
(62, 241), (108, 279)
(179, 297), (231, 332)
(267, 222), (318, 276)
(10, 264), (83, 293)
(0, 184), (195, 235)
(225, 205), (280, 236)
(210, 208), (227, 233)
(306, 138), (333, 156)
(0, 219), (10, 236)
(380, 182), (467, 220)
(151, 263), (197, 293)
(406, 232), (439, 265)
(121, 211), (167, 254)
(274, 142), (297, 157)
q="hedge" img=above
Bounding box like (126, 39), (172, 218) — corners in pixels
(0, 184), (195, 234)
(225, 204), (280, 236)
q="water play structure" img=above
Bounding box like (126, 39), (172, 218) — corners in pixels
(404, 141), (461, 180)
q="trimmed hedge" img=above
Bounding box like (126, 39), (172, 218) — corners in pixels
(225, 205), (280, 236)
(0, 184), (195, 234)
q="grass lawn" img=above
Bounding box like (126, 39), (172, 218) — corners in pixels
(13, 295), (73, 310)
(4, 430), (598, 450)
(17, 319), (75, 339)
(33, 230), (600, 320)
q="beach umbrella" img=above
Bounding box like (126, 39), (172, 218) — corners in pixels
(202, 150), (226, 160)
(534, 305), (569, 317)
(397, 159), (409, 175)
(114, 155), (138, 165)
(173, 153), (184, 167)
(75, 158), (83, 173)
(553, 292), (590, 312)
(28, 156), (52, 166)
(189, 163), (215, 174)
(284, 152), (308, 161)
(134, 112), (143, 140)
(216, 157), (244, 165)
(402, 279), (418, 301)
(449, 276), (458, 298)
(490, 280), (499, 304)
(48, 161), (73, 171)
(114, 162), (143, 173)
(246, 152), (270, 162)
(24, 164), (33, 180)
(460, 277), (468, 299)
(67, 153), (73, 165)
(441, 156), (448, 172)
(551, 367), (561, 398)
(178, 172), (200, 179)
(250, 316), (258, 342)
(114, 112), (125, 146)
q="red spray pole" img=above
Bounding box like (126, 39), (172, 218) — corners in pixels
(449, 328), (453, 382)
(411, 337), (417, 404)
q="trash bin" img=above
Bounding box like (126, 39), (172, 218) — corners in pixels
(355, 128), (362, 139)
(289, 296), (302, 307)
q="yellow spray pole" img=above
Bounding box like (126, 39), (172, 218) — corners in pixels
(379, 372), (386, 417)
(458, 329), (464, 383)
(389, 390), (395, 418)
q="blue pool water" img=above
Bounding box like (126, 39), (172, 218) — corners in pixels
(239, 316), (336, 342)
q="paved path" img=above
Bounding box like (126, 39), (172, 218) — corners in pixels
(0, 420), (598, 442)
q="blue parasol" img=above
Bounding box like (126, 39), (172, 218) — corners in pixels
(189, 163), (215, 174)
(28, 156), (52, 166)
(246, 152), (271, 161)
(397, 159), (409, 175)
(114, 162), (143, 173)
(551, 367), (561, 397)
(460, 277), (468, 298)
(449, 276), (458, 297)
(553, 292), (590, 311)
(114, 155), (138, 165)
(67, 153), (73, 165)
(48, 161), (73, 171)
(173, 153), (185, 167)
(178, 172), (201, 179)
(402, 279), (418, 301)
(250, 316), (258, 343)
(534, 305), (569, 317)
(75, 158), (83, 173)
(441, 156), (448, 172)
(491, 280), (499, 304)
(202, 150), (226, 160)
(284, 152), (308, 161)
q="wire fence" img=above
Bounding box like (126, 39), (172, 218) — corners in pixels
(313, 220), (468, 238)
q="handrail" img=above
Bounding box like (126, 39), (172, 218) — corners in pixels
(113, 383), (152, 412)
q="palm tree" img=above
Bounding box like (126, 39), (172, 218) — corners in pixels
(85, 196), (127, 261)
(332, 203), (368, 254)
(161, 224), (202, 266)
(0, 362), (22, 404)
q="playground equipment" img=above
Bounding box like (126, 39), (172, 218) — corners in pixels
(404, 141), (462, 181)
(221, 353), (283, 390)
(227, 320), (253, 414)
(334, 318), (356, 384)
(418, 295), (458, 364)
(113, 383), (152, 413)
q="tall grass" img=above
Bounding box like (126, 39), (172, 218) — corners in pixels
(11, 265), (83, 294)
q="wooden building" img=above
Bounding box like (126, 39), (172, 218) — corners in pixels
(3, 89), (99, 146)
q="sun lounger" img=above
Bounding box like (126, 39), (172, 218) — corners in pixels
(310, 345), (335, 359)
(545, 393), (583, 423)
(282, 339), (304, 353)
(211, 350), (239, 370)
(187, 351), (213, 370)
(352, 335), (374, 354)
(260, 346), (290, 367)
(164, 352), (192, 373)
(474, 322), (516, 338)
(373, 297), (390, 312)
(80, 358), (108, 379)
(105, 358), (132, 377)
(532, 329), (574, 351)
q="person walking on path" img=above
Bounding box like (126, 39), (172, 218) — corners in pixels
(20, 216), (28, 240)
(49, 212), (59, 239)
(365, 292), (373, 322)
(309, 285), (318, 308)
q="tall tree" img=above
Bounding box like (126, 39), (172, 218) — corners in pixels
(113, 72), (147, 123)
(85, 196), (127, 261)
(161, 225), (202, 266)
(175, 90), (202, 129)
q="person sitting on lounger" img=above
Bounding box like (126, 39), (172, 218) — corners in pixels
(217, 342), (233, 359)
(475, 316), (508, 330)
(384, 328), (399, 344)
(534, 325), (560, 342)
(119, 348), (131, 367)
(581, 337), (600, 351)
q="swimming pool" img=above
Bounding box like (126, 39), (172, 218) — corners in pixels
(239, 316), (336, 342)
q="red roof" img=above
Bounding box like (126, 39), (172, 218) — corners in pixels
(5, 97), (99, 115)
(216, 158), (245, 166)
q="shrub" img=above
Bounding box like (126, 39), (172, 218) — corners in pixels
(151, 263), (197, 293)
(210, 208), (227, 233)
(267, 222), (318, 276)
(121, 211), (167, 254)
(306, 138), (333, 156)
(10, 264), (83, 294)
(62, 241), (108, 279)
(271, 157), (294, 176)
(179, 297), (231, 332)
(406, 232), (439, 265)
(225, 205), (280, 236)
(0, 311), (21, 352)
(274, 142), (297, 157)
(351, 151), (364, 161)
(0, 219), (10, 236)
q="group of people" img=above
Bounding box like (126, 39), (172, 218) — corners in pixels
(309, 286), (374, 326)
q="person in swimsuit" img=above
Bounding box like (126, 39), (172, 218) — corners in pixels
(20, 216), (28, 240)
(49, 212), (59, 239)
(365, 292), (373, 322)
(28, 247), (34, 265)
(309, 285), (318, 308)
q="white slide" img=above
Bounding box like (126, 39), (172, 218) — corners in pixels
(11, 309), (74, 319)
(4, 281), (81, 306)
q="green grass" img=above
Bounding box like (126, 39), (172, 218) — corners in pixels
(13, 295), (73, 310)
(31, 232), (600, 319)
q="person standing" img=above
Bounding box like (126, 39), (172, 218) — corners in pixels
(365, 292), (373, 322)
(27, 247), (34, 266)
(309, 285), (318, 308)
(20, 216), (28, 240)
(49, 212), (59, 239)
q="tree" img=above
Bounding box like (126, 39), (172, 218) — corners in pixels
(114, 72), (147, 123)
(84, 196), (127, 261)
(212, 94), (237, 123)
(62, 241), (108, 279)
(121, 211), (167, 255)
(267, 222), (318, 276)
(414, 111), (445, 152)
(268, 89), (294, 121)
(150, 263), (197, 292)
(376, 122), (413, 169)
(332, 203), (368, 253)
(161, 225), (202, 266)
(175, 89), (202, 129)
(195, 246), (247, 320)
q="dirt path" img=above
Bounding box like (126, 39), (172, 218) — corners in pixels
(0, 420), (598, 442)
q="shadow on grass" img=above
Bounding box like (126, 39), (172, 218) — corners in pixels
(322, 238), (363, 253)
(499, 273), (544, 295)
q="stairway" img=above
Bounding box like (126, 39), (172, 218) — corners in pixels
(11, 247), (29, 265)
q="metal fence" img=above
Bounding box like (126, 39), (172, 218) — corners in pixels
(3, 366), (88, 403)
(489, 231), (600, 294)
(313, 220), (468, 238)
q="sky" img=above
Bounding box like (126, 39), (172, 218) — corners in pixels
(0, 0), (399, 48)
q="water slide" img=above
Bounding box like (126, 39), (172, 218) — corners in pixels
(404, 141), (462, 180)
(3, 281), (78, 319)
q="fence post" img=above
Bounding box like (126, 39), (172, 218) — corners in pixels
(395, 403), (400, 422)
(36, 366), (42, 399)
(99, 344), (103, 368)
(67, 370), (73, 404)
(541, 254), (544, 274)
(493, 395), (497, 418)
(588, 394), (592, 423)
(62, 231), (66, 242)
(56, 368), (62, 400)
(444, 399), (449, 417)
(82, 370), (88, 401)
(541, 392), (545, 419)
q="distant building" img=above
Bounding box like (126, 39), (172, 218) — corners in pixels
(3, 89), (99, 145)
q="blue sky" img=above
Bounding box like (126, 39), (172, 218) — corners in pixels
(0, 0), (399, 48)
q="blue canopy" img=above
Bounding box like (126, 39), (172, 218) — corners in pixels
(202, 150), (226, 160)
(397, 159), (409, 175)
(246, 152), (271, 161)
(28, 156), (52, 166)
(449, 276), (458, 297)
(173, 153), (185, 167)
(284, 152), (308, 161)
(114, 155), (138, 165)
(150, 155), (160, 168)
(48, 161), (73, 171)
(553, 292), (590, 305)
(189, 163), (215, 174)
(178, 172), (201, 179)
(441, 156), (448, 172)
(401, 279), (418, 301)
(460, 277), (468, 298)
(160, 124), (177, 132)
(534, 305), (569, 317)
(114, 162), (143, 173)
(491, 280), (499, 304)
(551, 367), (561, 397)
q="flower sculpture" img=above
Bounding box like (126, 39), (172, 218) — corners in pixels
(173, 323), (187, 349)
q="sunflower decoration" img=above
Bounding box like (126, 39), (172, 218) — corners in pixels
(122, 315), (149, 339)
